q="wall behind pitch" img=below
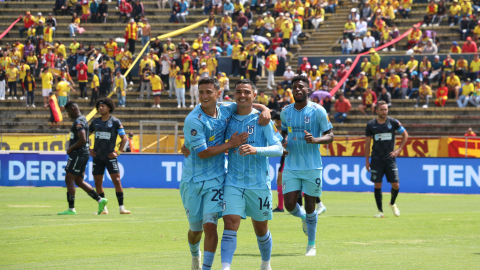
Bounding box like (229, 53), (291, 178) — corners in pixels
(1, 153), (479, 194)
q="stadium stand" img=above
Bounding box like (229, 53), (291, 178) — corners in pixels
(0, 0), (479, 139)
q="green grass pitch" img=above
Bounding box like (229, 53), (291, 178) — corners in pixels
(0, 187), (479, 269)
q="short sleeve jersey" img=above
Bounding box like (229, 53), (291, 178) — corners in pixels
(280, 101), (333, 170)
(225, 109), (283, 189)
(70, 115), (90, 155)
(89, 116), (125, 160)
(101, 67), (112, 83)
(182, 102), (237, 183)
(365, 117), (405, 161)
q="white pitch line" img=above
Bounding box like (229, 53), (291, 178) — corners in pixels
(0, 219), (184, 230)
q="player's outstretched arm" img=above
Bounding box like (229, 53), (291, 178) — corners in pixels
(304, 129), (334, 144)
(251, 103), (271, 126)
(197, 131), (248, 159)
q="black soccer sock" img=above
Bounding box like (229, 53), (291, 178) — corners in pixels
(297, 193), (303, 206)
(316, 197), (321, 204)
(390, 188), (399, 205)
(99, 192), (105, 198)
(67, 192), (75, 209)
(116, 192), (124, 206)
(87, 190), (102, 201)
(374, 188), (383, 212)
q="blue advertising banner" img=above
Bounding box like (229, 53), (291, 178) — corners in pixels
(1, 153), (479, 194)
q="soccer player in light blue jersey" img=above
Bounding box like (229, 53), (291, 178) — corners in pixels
(220, 79), (283, 270)
(181, 77), (271, 270)
(280, 75), (334, 256)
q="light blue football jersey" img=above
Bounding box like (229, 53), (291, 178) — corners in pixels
(182, 102), (237, 183)
(225, 109), (283, 189)
(280, 101), (333, 171)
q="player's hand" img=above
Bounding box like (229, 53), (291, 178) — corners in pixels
(389, 148), (401, 158)
(238, 144), (257, 156)
(66, 148), (72, 155)
(366, 160), (371, 172)
(181, 144), (191, 158)
(89, 149), (96, 157)
(229, 131), (248, 147)
(258, 110), (271, 126)
(304, 130), (316, 144)
(108, 151), (118, 159)
(282, 149), (289, 157)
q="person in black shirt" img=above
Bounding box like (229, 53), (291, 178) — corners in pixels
(365, 100), (408, 218)
(59, 101), (108, 215)
(89, 98), (130, 214)
(0, 64), (6, 100)
(99, 61), (113, 97)
(96, 0), (109, 24)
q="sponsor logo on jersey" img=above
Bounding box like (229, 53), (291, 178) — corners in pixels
(374, 133), (392, 141)
(95, 132), (112, 140)
(209, 135), (215, 141)
(288, 127), (292, 133)
(191, 129), (197, 136)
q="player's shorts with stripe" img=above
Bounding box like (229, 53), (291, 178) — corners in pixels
(92, 157), (120, 175)
(370, 158), (399, 183)
(222, 185), (273, 222)
(282, 169), (323, 197)
(180, 175), (225, 224)
(65, 152), (89, 176)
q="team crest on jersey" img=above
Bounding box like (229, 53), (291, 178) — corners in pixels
(108, 123), (113, 128)
(305, 116), (310, 123)
(387, 124), (392, 129)
(191, 129), (197, 136)
(247, 125), (254, 134)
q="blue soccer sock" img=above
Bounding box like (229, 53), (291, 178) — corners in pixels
(220, 230), (237, 266)
(203, 251), (215, 270)
(189, 240), (201, 257)
(289, 203), (306, 219)
(256, 230), (273, 262)
(306, 210), (318, 246)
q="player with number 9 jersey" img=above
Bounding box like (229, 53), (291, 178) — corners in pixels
(280, 101), (332, 197)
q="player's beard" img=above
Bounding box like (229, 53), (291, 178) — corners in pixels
(294, 93), (307, 103)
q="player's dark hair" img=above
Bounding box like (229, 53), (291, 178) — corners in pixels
(234, 79), (257, 92)
(198, 77), (220, 91)
(272, 112), (281, 121)
(64, 101), (77, 110)
(291, 75), (309, 87)
(377, 100), (387, 108)
(96, 98), (115, 113)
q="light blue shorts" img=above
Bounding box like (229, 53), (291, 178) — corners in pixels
(282, 169), (323, 197)
(222, 185), (273, 222)
(180, 175), (225, 224)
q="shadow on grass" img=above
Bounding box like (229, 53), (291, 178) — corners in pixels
(472, 253), (480, 255)
(32, 214), (55, 216)
(326, 215), (374, 218)
(235, 253), (302, 257)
